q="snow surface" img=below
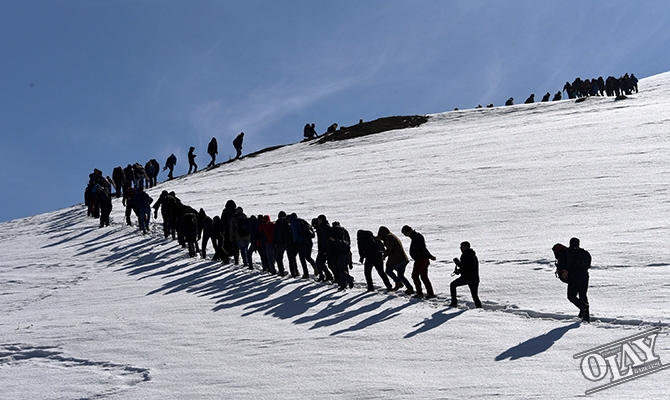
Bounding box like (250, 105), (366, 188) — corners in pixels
(2, 73), (670, 399)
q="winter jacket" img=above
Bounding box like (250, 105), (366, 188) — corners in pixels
(383, 232), (409, 267)
(357, 230), (384, 265)
(258, 216), (275, 245)
(454, 248), (479, 283)
(408, 231), (434, 260)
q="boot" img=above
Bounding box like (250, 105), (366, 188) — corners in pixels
(390, 281), (404, 292)
(404, 287), (414, 295)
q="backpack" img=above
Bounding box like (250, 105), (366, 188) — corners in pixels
(552, 243), (569, 283)
(371, 237), (385, 254)
(237, 216), (250, 237)
(298, 218), (315, 238)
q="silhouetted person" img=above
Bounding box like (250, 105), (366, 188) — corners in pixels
(449, 241), (482, 308)
(330, 221), (353, 290)
(97, 185), (112, 228)
(188, 147), (197, 174)
(552, 91), (562, 101)
(524, 94), (534, 104)
(401, 225), (436, 299)
(164, 154), (176, 180)
(303, 123), (318, 140)
(357, 229), (392, 292)
(233, 132), (244, 159)
(377, 226), (413, 294)
(505, 97), (514, 106)
(562, 237), (591, 322)
(541, 92), (551, 102)
(207, 137), (218, 167)
(112, 166), (125, 197)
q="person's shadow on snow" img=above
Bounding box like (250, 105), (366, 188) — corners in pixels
(404, 308), (467, 338)
(494, 321), (581, 361)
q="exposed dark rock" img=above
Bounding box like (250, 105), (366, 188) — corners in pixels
(316, 115), (429, 144)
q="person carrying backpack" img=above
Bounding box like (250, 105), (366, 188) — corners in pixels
(314, 215), (335, 282)
(164, 154), (177, 180)
(377, 226), (414, 294)
(231, 207), (251, 268)
(330, 221), (353, 290)
(357, 230), (392, 292)
(289, 213), (317, 279)
(563, 237), (592, 322)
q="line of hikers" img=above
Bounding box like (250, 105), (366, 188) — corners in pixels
(85, 176), (592, 320)
(473, 72), (638, 109)
(85, 182), (482, 306)
(149, 193), (483, 306)
(84, 133), (247, 223)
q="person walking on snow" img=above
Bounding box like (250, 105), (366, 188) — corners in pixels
(207, 137), (218, 167)
(377, 226), (414, 294)
(449, 241), (482, 308)
(562, 237), (591, 322)
(164, 154), (177, 180)
(233, 132), (244, 159)
(188, 146), (197, 174)
(401, 225), (436, 299)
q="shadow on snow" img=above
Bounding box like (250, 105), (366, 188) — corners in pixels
(494, 321), (581, 361)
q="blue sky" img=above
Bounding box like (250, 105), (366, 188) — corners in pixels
(1, 0), (669, 222)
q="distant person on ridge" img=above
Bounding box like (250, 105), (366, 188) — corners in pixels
(552, 91), (562, 101)
(207, 137), (218, 167)
(541, 92), (551, 102)
(164, 154), (177, 180)
(630, 73), (638, 93)
(401, 225), (436, 299)
(524, 94), (534, 104)
(187, 146), (197, 174)
(505, 97), (514, 106)
(303, 123), (318, 140)
(326, 123), (338, 134)
(449, 241), (482, 308)
(233, 132), (244, 159)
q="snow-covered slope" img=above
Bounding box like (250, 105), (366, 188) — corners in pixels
(1, 73), (669, 399)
